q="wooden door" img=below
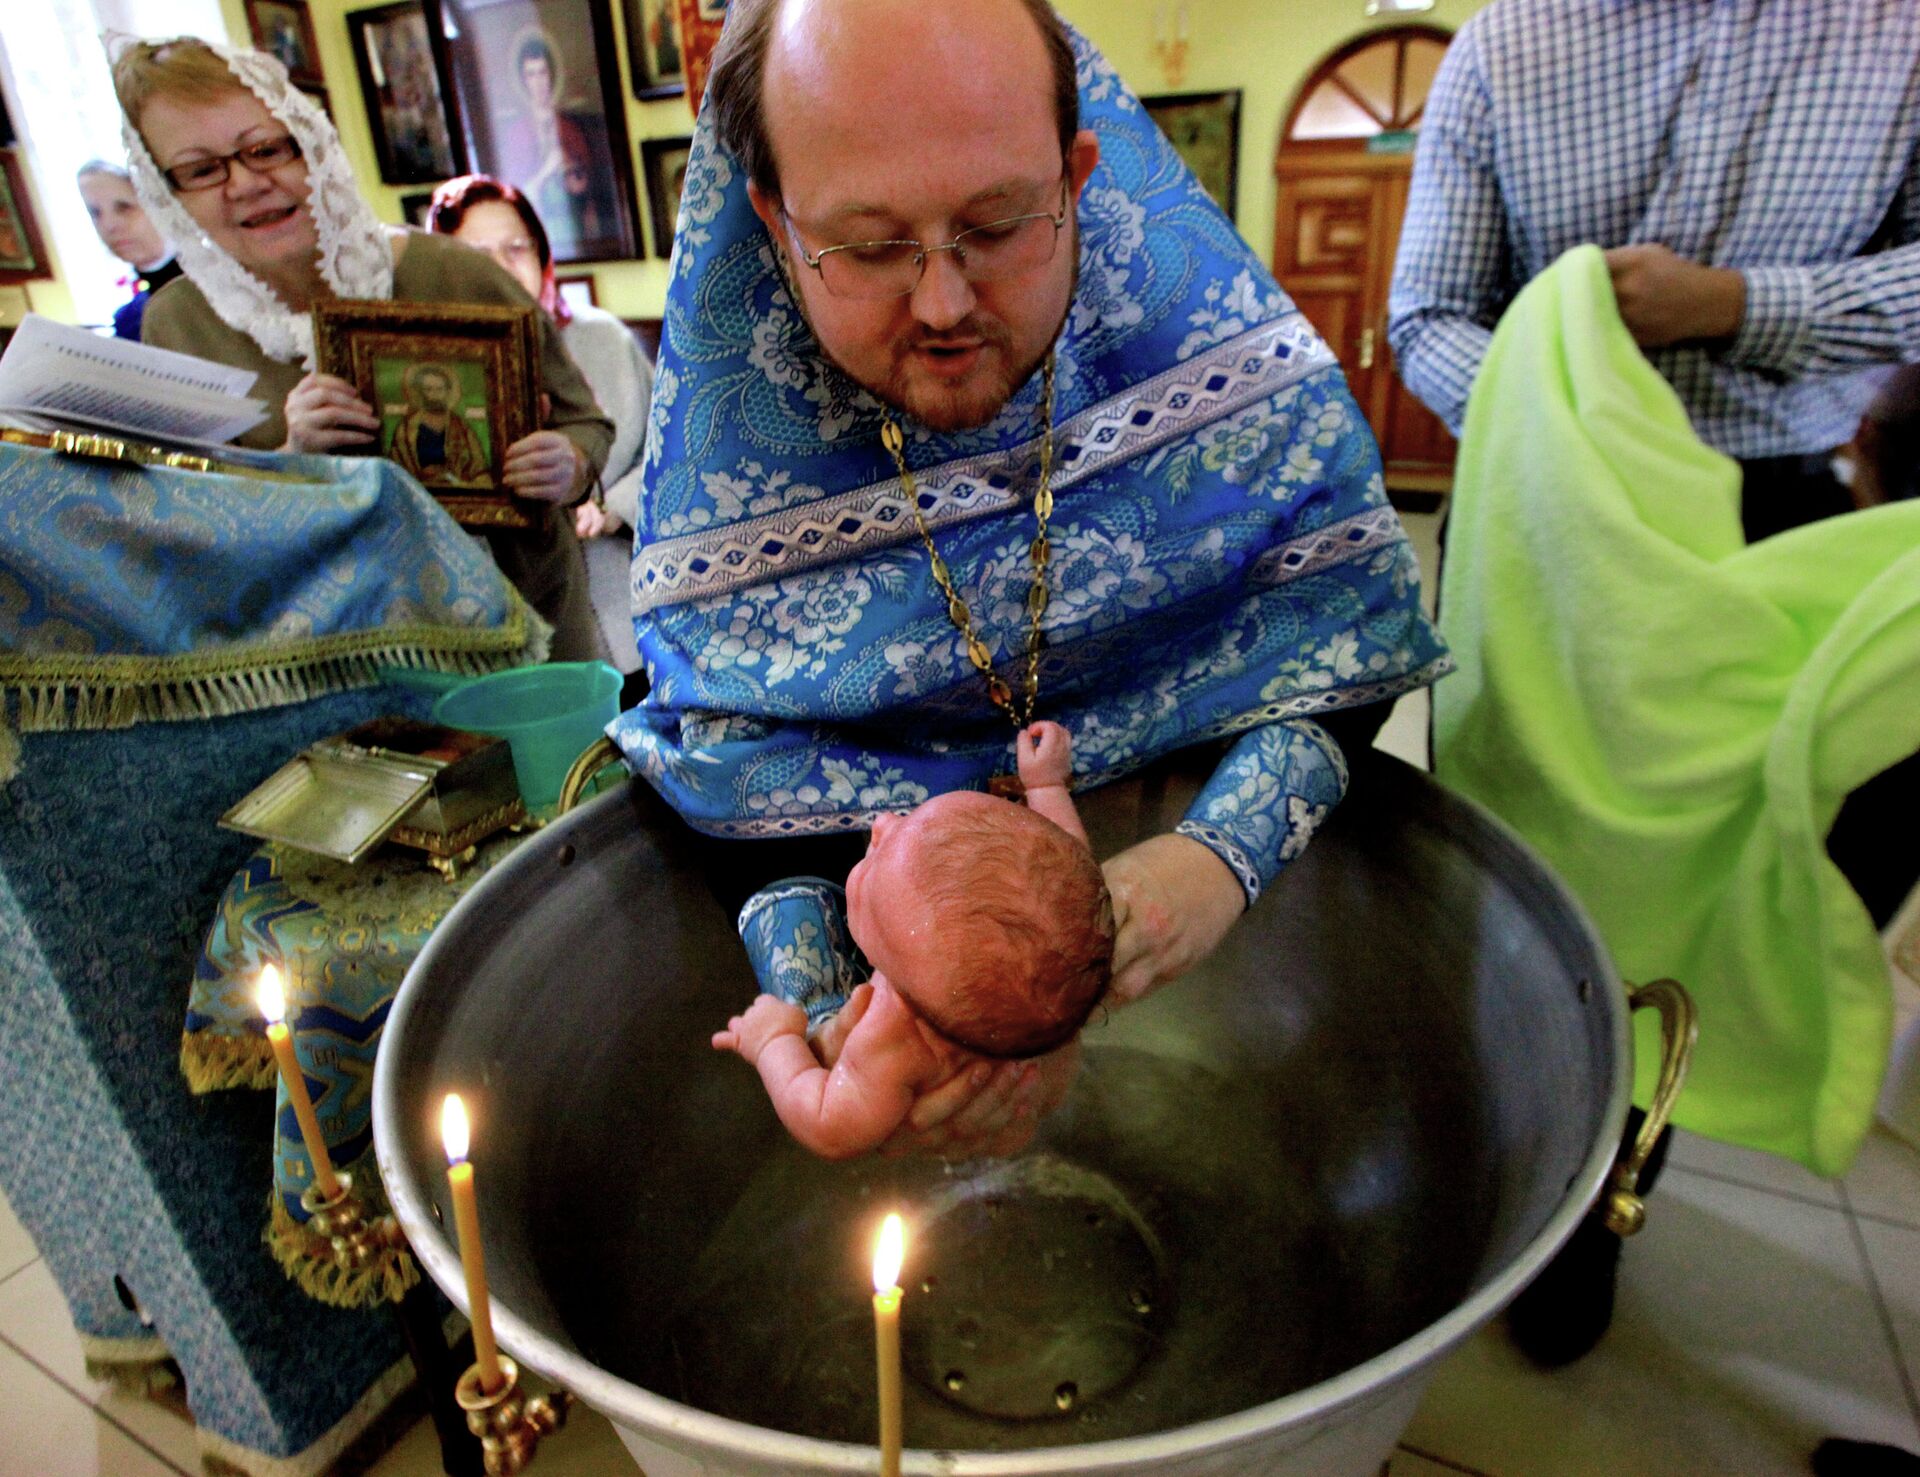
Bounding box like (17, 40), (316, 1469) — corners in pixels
(1273, 29), (1456, 497)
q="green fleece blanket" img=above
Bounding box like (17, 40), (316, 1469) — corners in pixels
(1434, 245), (1920, 1177)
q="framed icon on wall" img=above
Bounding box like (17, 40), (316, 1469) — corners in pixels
(622, 0), (684, 99)
(639, 134), (690, 258)
(0, 148), (51, 283)
(349, 1), (465, 185)
(247, 0), (327, 87)
(1141, 90), (1243, 223)
(433, 0), (644, 264)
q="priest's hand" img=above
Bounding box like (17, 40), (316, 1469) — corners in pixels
(884, 1042), (1080, 1160)
(814, 987), (1078, 1159)
(282, 373), (378, 453)
(1102, 831), (1246, 1004)
(504, 431), (588, 504)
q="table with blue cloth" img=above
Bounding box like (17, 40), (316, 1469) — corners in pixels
(0, 439), (547, 1477)
(185, 830), (530, 1305)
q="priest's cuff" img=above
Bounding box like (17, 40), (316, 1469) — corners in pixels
(736, 876), (871, 1035)
(1176, 719), (1351, 907)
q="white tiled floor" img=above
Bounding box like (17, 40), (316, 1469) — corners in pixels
(6, 511), (1918, 1477)
(4, 1122), (1918, 1477)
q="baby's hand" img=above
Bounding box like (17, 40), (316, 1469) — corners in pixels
(712, 995), (809, 1064)
(1017, 720), (1073, 789)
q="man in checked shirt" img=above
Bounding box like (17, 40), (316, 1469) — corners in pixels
(1390, 0), (1918, 542)
(1388, 0), (1920, 1395)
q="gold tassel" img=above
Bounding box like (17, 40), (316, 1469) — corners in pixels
(264, 1193), (420, 1309)
(179, 1032), (279, 1094)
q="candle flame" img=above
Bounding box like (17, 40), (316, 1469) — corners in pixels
(872, 1212), (904, 1294)
(441, 1094), (470, 1165)
(257, 964), (286, 1026)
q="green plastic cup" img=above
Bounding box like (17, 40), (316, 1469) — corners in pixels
(430, 661), (622, 810)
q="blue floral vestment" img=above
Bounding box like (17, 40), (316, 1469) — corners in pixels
(612, 28), (1450, 906)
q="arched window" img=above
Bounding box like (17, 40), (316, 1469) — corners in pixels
(1283, 28), (1450, 143)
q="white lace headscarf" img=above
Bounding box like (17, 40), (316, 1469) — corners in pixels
(111, 34), (394, 367)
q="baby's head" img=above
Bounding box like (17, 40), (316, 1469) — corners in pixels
(846, 791), (1114, 1058)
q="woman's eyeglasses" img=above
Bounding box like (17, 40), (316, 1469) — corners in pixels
(162, 135), (303, 193)
(781, 176), (1071, 301)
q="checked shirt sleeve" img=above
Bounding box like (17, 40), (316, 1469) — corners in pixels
(1175, 720), (1351, 908)
(1387, 26), (1512, 437)
(1729, 155), (1920, 375)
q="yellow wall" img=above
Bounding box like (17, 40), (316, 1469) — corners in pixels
(302, 0), (687, 315)
(7, 0), (1489, 327)
(1057, 0), (1487, 264)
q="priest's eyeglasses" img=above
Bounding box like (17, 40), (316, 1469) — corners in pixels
(780, 177), (1071, 301)
(162, 134), (304, 193)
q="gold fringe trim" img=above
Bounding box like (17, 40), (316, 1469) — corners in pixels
(264, 1192), (420, 1309)
(181, 1032), (279, 1094)
(1, 600), (550, 739)
(77, 1331), (170, 1370)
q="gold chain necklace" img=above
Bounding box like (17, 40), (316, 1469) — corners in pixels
(879, 352), (1057, 728)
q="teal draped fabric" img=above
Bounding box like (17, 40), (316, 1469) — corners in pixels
(612, 30), (1448, 862)
(0, 442), (546, 763)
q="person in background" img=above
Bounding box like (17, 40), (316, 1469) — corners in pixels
(1389, 1), (1918, 543)
(1389, 0), (1920, 1370)
(112, 35), (611, 661)
(1850, 364), (1920, 512)
(76, 159), (180, 340)
(429, 173), (652, 674)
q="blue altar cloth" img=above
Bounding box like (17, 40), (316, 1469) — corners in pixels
(0, 443), (544, 1473)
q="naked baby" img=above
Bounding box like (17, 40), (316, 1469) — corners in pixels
(713, 721), (1114, 1159)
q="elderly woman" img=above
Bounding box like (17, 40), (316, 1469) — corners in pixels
(75, 159), (180, 340)
(114, 36), (611, 661)
(426, 176), (651, 671)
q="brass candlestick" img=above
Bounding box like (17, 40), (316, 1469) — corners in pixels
(454, 1355), (573, 1476)
(298, 1170), (408, 1271)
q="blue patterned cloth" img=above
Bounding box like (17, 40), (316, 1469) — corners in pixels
(737, 725), (1350, 1033)
(1388, 0), (1920, 457)
(0, 699), (424, 1464)
(0, 440), (546, 772)
(736, 878), (869, 1033)
(613, 29), (1449, 901)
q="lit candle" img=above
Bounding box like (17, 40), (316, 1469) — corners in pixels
(258, 964), (341, 1200)
(872, 1213), (904, 1477)
(441, 1095), (505, 1392)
